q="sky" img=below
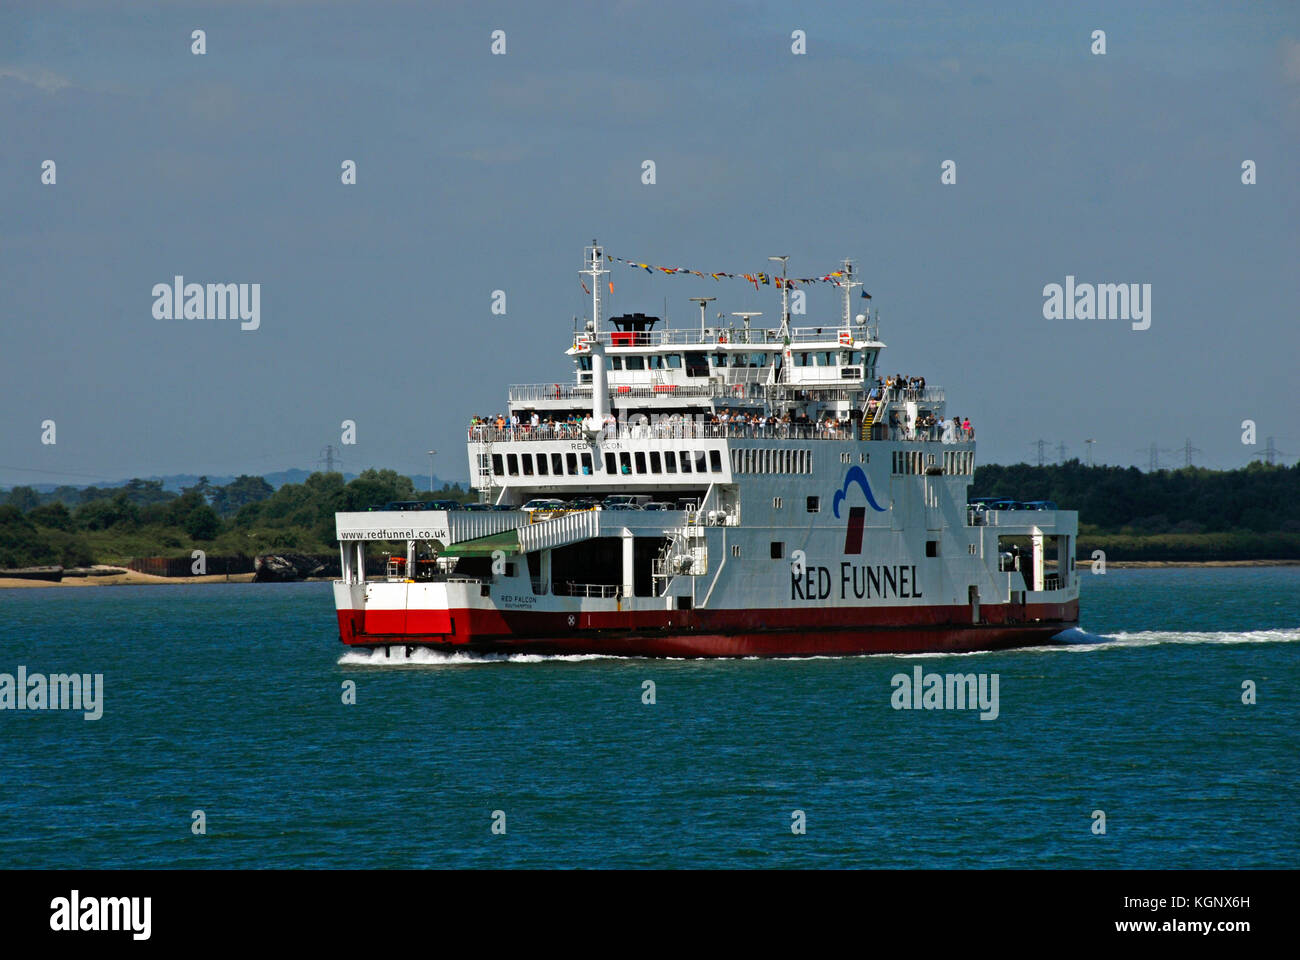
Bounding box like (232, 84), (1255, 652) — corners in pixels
(2, 0), (1297, 487)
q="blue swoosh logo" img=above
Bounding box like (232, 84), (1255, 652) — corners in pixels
(832, 465), (887, 518)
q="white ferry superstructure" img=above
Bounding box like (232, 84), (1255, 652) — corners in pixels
(332, 241), (1079, 656)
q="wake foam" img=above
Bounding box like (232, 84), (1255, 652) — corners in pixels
(337, 628), (1300, 666)
(337, 646), (620, 667)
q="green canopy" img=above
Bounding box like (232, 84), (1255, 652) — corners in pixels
(438, 529), (522, 558)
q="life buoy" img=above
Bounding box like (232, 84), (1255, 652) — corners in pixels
(838, 330), (852, 346)
(718, 332), (727, 343)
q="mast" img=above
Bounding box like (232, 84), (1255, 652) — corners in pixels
(839, 258), (861, 328)
(582, 239), (608, 336)
(582, 241), (610, 430)
(769, 255), (789, 340)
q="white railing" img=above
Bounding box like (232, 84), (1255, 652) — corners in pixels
(581, 326), (880, 348)
(556, 582), (621, 598)
(505, 380), (878, 404)
(470, 422), (857, 442)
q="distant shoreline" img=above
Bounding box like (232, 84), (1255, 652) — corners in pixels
(3, 558), (1298, 589)
(1099, 559), (1300, 569)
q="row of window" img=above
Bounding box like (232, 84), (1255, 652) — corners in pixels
(943, 450), (974, 475)
(578, 349), (876, 371)
(892, 450), (930, 475)
(731, 448), (814, 475)
(489, 448), (724, 478)
(892, 450), (975, 475)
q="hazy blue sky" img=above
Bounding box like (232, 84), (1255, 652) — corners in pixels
(2, 0), (1297, 486)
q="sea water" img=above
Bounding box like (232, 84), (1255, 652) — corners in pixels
(1, 567), (1295, 868)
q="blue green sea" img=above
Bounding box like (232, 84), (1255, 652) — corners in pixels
(1, 567), (1296, 868)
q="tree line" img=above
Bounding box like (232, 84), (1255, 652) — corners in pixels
(2, 461), (1297, 569)
(0, 471), (473, 568)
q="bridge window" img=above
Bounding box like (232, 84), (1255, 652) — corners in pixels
(521, 454), (534, 476)
(580, 452), (593, 474)
(665, 354), (682, 368)
(507, 454), (518, 476)
(635, 451), (647, 473)
(712, 353), (728, 367)
(604, 452), (617, 474)
(578, 356), (593, 371)
(679, 451), (692, 473)
(535, 454), (548, 476)
(625, 356), (645, 371)
(685, 352), (708, 377)
(566, 453), (578, 475)
(492, 454), (504, 476)
(650, 451), (662, 473)
(619, 452), (632, 475)
(607, 356), (622, 370)
(709, 450), (722, 472)
(664, 451), (677, 473)
(693, 450), (707, 472)
(551, 453), (563, 474)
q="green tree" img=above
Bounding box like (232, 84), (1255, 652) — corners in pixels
(4, 486), (40, 512)
(211, 475), (274, 516)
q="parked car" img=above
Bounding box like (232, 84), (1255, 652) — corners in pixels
(601, 495), (638, 509)
(604, 503), (643, 511)
(643, 502), (676, 511)
(1021, 500), (1058, 511)
(521, 498), (567, 513)
(463, 502), (495, 511)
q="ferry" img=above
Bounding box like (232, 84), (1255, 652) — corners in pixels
(332, 241), (1079, 656)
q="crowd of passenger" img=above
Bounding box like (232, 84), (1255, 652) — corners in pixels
(468, 408), (970, 443)
(868, 373), (930, 401)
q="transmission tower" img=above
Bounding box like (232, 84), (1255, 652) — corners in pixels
(1251, 436), (1286, 466)
(1182, 437), (1202, 468)
(1056, 441), (1068, 464)
(1031, 439), (1048, 467)
(318, 444), (342, 474)
(1085, 438), (1097, 467)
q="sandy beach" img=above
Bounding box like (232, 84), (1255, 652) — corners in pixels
(0, 566), (257, 588)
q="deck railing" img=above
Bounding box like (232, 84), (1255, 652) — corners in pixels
(506, 381), (883, 404)
(469, 422), (973, 444)
(555, 582), (621, 598)
(582, 326), (879, 348)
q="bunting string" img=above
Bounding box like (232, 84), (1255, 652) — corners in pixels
(596, 253), (870, 298)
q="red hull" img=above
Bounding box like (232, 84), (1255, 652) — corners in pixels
(336, 600), (1078, 658)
